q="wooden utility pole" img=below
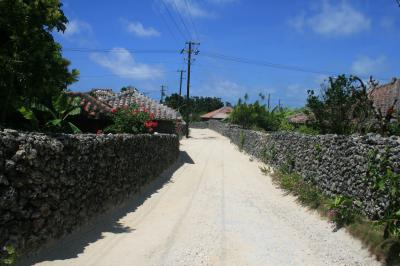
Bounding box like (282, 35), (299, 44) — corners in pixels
(267, 93), (271, 110)
(177, 70), (186, 96)
(181, 41), (200, 138)
(160, 85), (167, 103)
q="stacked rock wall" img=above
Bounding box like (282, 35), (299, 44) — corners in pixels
(209, 120), (400, 219)
(0, 130), (179, 254)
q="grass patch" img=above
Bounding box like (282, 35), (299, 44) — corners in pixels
(263, 167), (400, 265)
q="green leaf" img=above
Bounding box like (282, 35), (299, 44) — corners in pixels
(31, 102), (56, 119)
(67, 107), (81, 117)
(68, 122), (81, 134)
(391, 187), (397, 197)
(18, 106), (39, 129)
(378, 179), (385, 191)
(47, 119), (62, 127)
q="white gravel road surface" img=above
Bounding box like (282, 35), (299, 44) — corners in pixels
(25, 128), (379, 266)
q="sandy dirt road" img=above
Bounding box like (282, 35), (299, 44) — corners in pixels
(24, 128), (379, 266)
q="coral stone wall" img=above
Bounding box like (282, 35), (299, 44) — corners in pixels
(189, 121), (209, 129)
(209, 120), (400, 219)
(0, 129), (179, 255)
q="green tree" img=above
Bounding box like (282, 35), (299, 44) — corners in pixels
(164, 94), (224, 122)
(307, 75), (376, 135)
(0, 0), (78, 126)
(229, 94), (283, 131)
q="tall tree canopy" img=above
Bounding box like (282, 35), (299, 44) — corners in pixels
(164, 94), (224, 121)
(306, 75), (376, 135)
(0, 0), (78, 126)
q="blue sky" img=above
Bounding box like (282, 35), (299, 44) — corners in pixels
(56, 0), (400, 107)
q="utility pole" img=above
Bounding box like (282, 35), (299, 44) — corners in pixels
(181, 41), (200, 138)
(267, 93), (271, 110)
(160, 85), (167, 103)
(278, 99), (281, 110)
(177, 70), (186, 96)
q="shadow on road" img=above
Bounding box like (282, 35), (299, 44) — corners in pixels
(19, 151), (194, 266)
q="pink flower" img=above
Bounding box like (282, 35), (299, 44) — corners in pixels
(111, 108), (117, 113)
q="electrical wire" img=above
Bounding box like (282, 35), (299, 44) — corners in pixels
(201, 51), (390, 81)
(170, 0), (195, 41)
(183, 0), (200, 41)
(152, 0), (181, 45)
(161, 0), (190, 41)
(63, 48), (179, 54)
(79, 70), (177, 78)
(201, 51), (335, 76)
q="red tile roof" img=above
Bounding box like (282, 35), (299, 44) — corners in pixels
(201, 106), (233, 120)
(67, 92), (113, 119)
(287, 113), (313, 124)
(369, 78), (400, 115)
(72, 89), (182, 121)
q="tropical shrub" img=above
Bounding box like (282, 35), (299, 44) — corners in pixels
(18, 93), (82, 133)
(327, 196), (359, 229)
(307, 75), (378, 135)
(104, 104), (158, 134)
(297, 125), (320, 135)
(228, 94), (283, 131)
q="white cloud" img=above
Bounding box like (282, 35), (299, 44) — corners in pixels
(290, 1), (370, 36)
(63, 19), (93, 37)
(314, 74), (330, 85)
(90, 48), (164, 80)
(163, 0), (209, 18)
(126, 22), (160, 38)
(60, 19), (95, 46)
(351, 55), (387, 76)
(194, 79), (247, 101)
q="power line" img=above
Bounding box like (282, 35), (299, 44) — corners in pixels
(79, 70), (177, 78)
(200, 51), (391, 81)
(170, 0), (195, 41)
(183, 0), (200, 41)
(63, 48), (179, 54)
(152, 0), (181, 45)
(201, 51), (334, 76)
(161, 0), (190, 41)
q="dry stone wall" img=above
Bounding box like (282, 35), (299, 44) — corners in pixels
(0, 129), (179, 255)
(189, 121), (209, 129)
(209, 120), (400, 219)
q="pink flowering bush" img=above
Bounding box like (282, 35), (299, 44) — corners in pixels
(104, 104), (158, 134)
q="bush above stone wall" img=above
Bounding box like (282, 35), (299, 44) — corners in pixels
(0, 129), (179, 257)
(209, 120), (400, 219)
